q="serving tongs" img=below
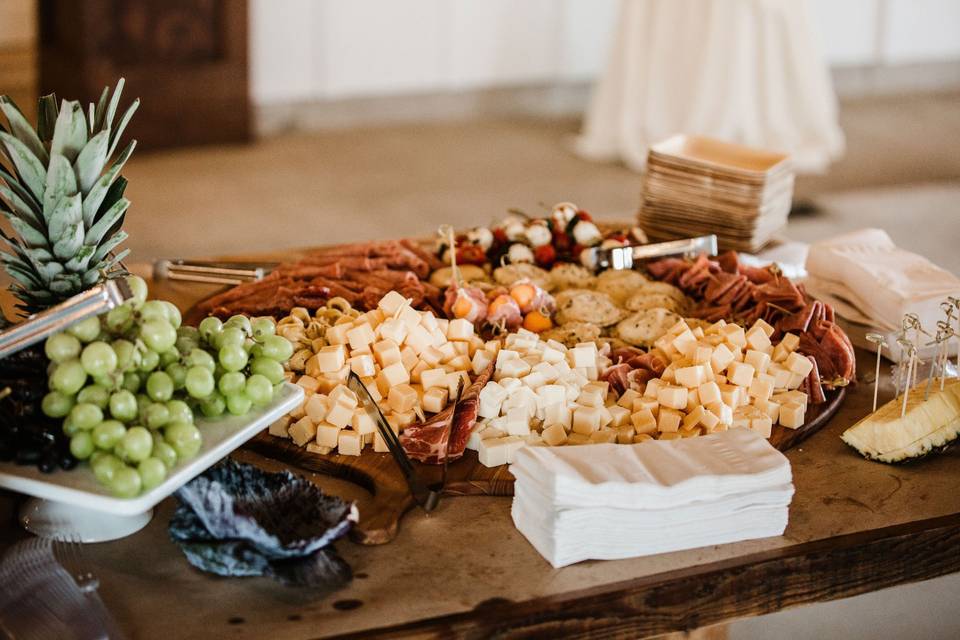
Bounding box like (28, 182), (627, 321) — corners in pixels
(0, 279), (133, 360)
(153, 259), (278, 286)
(348, 371), (462, 512)
(585, 234), (718, 271)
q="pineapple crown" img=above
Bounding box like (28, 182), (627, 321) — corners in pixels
(0, 79), (138, 315)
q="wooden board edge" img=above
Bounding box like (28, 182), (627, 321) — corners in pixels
(326, 512), (960, 639)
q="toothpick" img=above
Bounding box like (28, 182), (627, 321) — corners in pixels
(950, 297), (960, 376)
(865, 332), (886, 412)
(900, 343), (917, 418)
(438, 224), (460, 288)
(894, 327), (909, 400)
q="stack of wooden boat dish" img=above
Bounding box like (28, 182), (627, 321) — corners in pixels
(638, 135), (794, 252)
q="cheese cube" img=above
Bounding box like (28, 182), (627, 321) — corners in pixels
(359, 376), (382, 402)
(571, 406), (602, 435)
(657, 385), (688, 411)
(541, 423), (568, 446)
(373, 339), (402, 367)
(397, 305), (422, 330)
(774, 390), (809, 409)
(422, 387), (449, 413)
(692, 344), (714, 365)
(388, 384), (418, 413)
(779, 401), (806, 429)
(745, 326), (772, 353)
(785, 352), (815, 377)
(541, 344), (565, 364)
(618, 389), (641, 409)
(718, 384), (740, 407)
(403, 324), (434, 355)
(590, 429), (617, 444)
(752, 318), (775, 338)
(499, 377), (522, 393)
(772, 343), (791, 363)
(446, 318), (474, 341)
(692, 327), (705, 339)
(721, 324), (747, 348)
(531, 362), (559, 383)
(614, 426), (634, 444)
(732, 406), (754, 430)
(577, 386), (605, 408)
(710, 343), (736, 373)
(658, 432), (681, 441)
(472, 349), (494, 375)
(496, 349), (520, 367)
(700, 409), (720, 432)
(269, 416), (291, 438)
(727, 361), (756, 388)
(707, 402), (734, 426)
(348, 354), (377, 378)
(410, 360), (430, 384)
(644, 378), (664, 399)
(786, 372), (806, 390)
(608, 405), (631, 427)
(304, 394), (329, 423)
(498, 358), (531, 379)
(352, 409), (376, 435)
(598, 406), (614, 428)
(346, 323), (376, 351)
(325, 401), (354, 428)
(671, 329), (697, 354)
(543, 403), (572, 430)
(748, 374), (775, 402)
(504, 407), (531, 436)
(447, 371), (470, 398)
(633, 397), (659, 417)
(329, 385), (357, 408)
(751, 414), (773, 438)
(392, 410), (417, 428)
(685, 388), (701, 413)
(522, 371), (547, 390)
(706, 319), (727, 334)
(378, 290), (409, 316)
(378, 318), (408, 345)
(420, 345), (444, 367)
(537, 384), (566, 406)
(325, 323), (350, 346)
(315, 422), (340, 447)
(569, 345), (597, 368)
(419, 311), (439, 332)
(477, 436), (512, 467)
(380, 361), (410, 387)
(781, 333), (800, 352)
(657, 408), (682, 433)
(698, 381), (722, 406)
(373, 431), (390, 452)
(306, 443), (333, 455)
(675, 365), (706, 389)
(683, 405), (705, 429)
(631, 408), (658, 434)
(338, 430), (363, 456)
(420, 367), (448, 391)
(769, 363), (792, 389)
(398, 346), (418, 371)
(744, 349), (770, 375)
(755, 398), (781, 422)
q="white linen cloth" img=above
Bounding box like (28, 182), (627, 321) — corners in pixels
(510, 429), (794, 568)
(575, 0), (845, 173)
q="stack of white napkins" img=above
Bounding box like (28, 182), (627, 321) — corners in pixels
(510, 428), (794, 568)
(805, 228), (960, 362)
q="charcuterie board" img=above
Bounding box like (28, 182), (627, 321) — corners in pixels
(243, 386), (844, 545)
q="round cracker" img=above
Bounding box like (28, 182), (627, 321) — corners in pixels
(428, 264), (489, 288)
(493, 263), (552, 290)
(541, 322), (602, 348)
(616, 308), (682, 347)
(555, 290), (623, 327)
(594, 269), (649, 305)
(624, 291), (689, 314)
(549, 263), (596, 291)
(633, 281), (688, 304)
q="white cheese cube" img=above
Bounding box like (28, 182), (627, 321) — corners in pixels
(531, 361), (559, 383)
(569, 345), (597, 368)
(403, 324), (433, 355)
(748, 374), (775, 402)
(378, 290), (409, 316)
(615, 426), (635, 444)
(675, 365), (706, 389)
(352, 409), (376, 435)
(348, 354), (377, 378)
(657, 385), (689, 411)
(380, 361), (410, 387)
(786, 372), (806, 390)
(707, 402), (734, 426)
(537, 384), (566, 406)
(752, 318), (775, 337)
(447, 371), (470, 398)
(269, 416), (292, 438)
(346, 323), (376, 351)
(700, 409), (720, 432)
(472, 349), (494, 375)
(420, 367), (448, 391)
(721, 324), (747, 348)
(698, 381), (722, 406)
(495, 349), (520, 367)
(577, 386), (605, 408)
(710, 343), (736, 373)
(325, 402), (354, 429)
(771, 343), (791, 364)
(379, 318), (409, 345)
(541, 344), (565, 364)
(325, 323), (350, 346)
(644, 378), (664, 399)
(420, 345), (444, 367)
(727, 361), (756, 388)
(373, 339), (402, 368)
(751, 413), (773, 438)
(388, 384), (418, 413)
(631, 408), (658, 434)
(337, 430), (363, 456)
(633, 397), (659, 417)
(755, 398), (781, 422)
(590, 429), (617, 444)
(422, 387), (449, 413)
(306, 443), (333, 455)
(768, 363), (792, 389)
(744, 349), (771, 375)
(745, 326), (772, 353)
(657, 408), (682, 433)
(541, 423), (568, 446)
(315, 422), (340, 448)
(608, 404), (631, 427)
(598, 406), (614, 428)
(445, 354), (472, 371)
(571, 405), (602, 435)
(543, 402), (572, 430)
(685, 388), (701, 413)
(498, 358), (531, 379)
(395, 305), (421, 331)
(499, 377), (522, 393)
(466, 423), (486, 451)
(446, 318), (475, 341)
(304, 394), (329, 423)
(692, 344), (714, 365)
(779, 401), (806, 429)
(504, 407), (531, 436)
(706, 319), (727, 334)
(296, 375), (321, 394)
(477, 436), (511, 467)
(373, 431), (390, 452)
(522, 371), (547, 390)
(683, 406), (705, 429)
(785, 352), (815, 377)
(781, 332), (800, 351)
(618, 389), (640, 409)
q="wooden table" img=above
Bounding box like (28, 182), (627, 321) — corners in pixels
(2, 269), (959, 639)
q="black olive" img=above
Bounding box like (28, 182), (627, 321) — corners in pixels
(38, 452), (58, 473)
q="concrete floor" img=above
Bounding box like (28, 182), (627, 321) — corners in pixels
(59, 91), (960, 637)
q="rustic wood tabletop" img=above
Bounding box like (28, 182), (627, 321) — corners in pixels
(2, 263), (958, 639)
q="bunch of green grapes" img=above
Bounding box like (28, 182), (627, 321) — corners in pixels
(41, 275), (292, 497)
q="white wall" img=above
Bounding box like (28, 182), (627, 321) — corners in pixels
(251, 0), (960, 106)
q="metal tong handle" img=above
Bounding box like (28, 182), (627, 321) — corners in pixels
(348, 372), (453, 512)
(591, 234), (719, 270)
(153, 259), (278, 285)
(0, 280), (132, 360)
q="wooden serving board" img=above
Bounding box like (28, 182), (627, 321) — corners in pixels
(243, 386), (845, 545)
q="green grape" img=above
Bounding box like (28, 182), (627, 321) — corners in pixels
(200, 392), (226, 418)
(41, 391), (75, 418)
(77, 384), (110, 409)
(111, 339), (138, 370)
(109, 390), (138, 422)
(126, 275), (148, 307)
(69, 402), (103, 430)
(184, 366), (215, 398)
(80, 341), (118, 377)
(175, 334), (199, 354)
(145, 371), (174, 402)
(165, 362), (187, 390)
(105, 304), (134, 333)
(248, 343), (264, 359)
(92, 453), (124, 485)
(139, 300), (169, 323)
(186, 348), (216, 372)
(45, 332), (81, 363)
(138, 348), (160, 373)
(217, 371), (246, 396)
(122, 371), (141, 392)
(217, 327), (245, 350)
(161, 302), (182, 329)
(251, 317), (276, 341)
(245, 374), (273, 406)
(110, 466), (142, 498)
(198, 316), (223, 343)
(50, 360), (87, 395)
(177, 325), (199, 341)
(153, 441), (178, 470)
(218, 345), (248, 372)
(165, 421), (202, 459)
(158, 349), (179, 368)
(92, 420), (126, 450)
(140, 319), (177, 352)
(261, 335), (294, 362)
(224, 315), (252, 336)
(138, 458), (167, 490)
(62, 414), (81, 436)
(144, 403), (171, 429)
(250, 357), (285, 384)
(69, 432), (95, 460)
(225, 393), (252, 416)
(165, 400), (193, 425)
(66, 316), (102, 343)
(121, 426), (153, 462)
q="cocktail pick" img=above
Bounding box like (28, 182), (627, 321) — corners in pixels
(438, 224), (460, 288)
(896, 338), (916, 418)
(893, 323), (911, 400)
(865, 332), (886, 412)
(934, 319), (954, 391)
(949, 297), (960, 374)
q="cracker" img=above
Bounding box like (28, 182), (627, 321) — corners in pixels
(428, 265), (489, 288)
(555, 290), (623, 327)
(549, 263), (596, 291)
(541, 322), (602, 348)
(594, 269), (649, 305)
(493, 264), (552, 290)
(624, 291), (689, 314)
(615, 308), (682, 347)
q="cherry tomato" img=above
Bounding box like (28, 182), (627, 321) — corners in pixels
(534, 244), (557, 267)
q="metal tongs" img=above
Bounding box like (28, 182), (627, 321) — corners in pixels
(585, 234), (718, 271)
(152, 259), (278, 286)
(347, 371), (461, 512)
(0, 280), (133, 360)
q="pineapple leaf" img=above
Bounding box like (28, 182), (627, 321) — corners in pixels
(91, 229), (128, 264)
(91, 86), (110, 133)
(50, 100), (88, 162)
(6, 262), (44, 289)
(65, 243), (96, 272)
(107, 98), (139, 160)
(52, 221), (84, 260)
(82, 140), (135, 223)
(85, 196), (129, 246)
(2, 212), (48, 248)
(104, 78), (126, 132)
(42, 153), (79, 223)
(47, 193), (82, 242)
(0, 96), (49, 166)
(0, 183), (43, 229)
(49, 273), (81, 294)
(0, 165), (42, 214)
(37, 94), (59, 143)
(74, 130), (109, 195)
(0, 131), (46, 202)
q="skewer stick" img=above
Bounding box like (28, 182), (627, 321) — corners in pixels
(865, 332), (886, 412)
(950, 297), (960, 376)
(900, 343), (917, 418)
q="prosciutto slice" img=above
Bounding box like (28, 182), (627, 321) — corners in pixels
(399, 361), (495, 464)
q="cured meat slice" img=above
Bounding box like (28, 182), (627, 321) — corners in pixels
(600, 363), (632, 395)
(400, 361), (495, 464)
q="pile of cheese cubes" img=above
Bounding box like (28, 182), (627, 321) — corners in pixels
(270, 291), (490, 456)
(468, 319), (812, 467)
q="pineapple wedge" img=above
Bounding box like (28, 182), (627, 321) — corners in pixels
(842, 379), (960, 463)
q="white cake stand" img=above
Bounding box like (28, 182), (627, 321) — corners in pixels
(1, 383), (303, 542)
